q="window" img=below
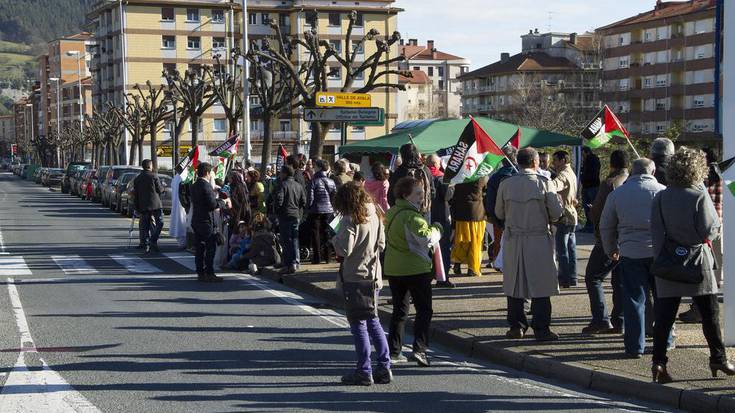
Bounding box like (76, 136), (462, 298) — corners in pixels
(249, 96), (260, 106)
(328, 12), (341, 27)
(618, 36), (624, 46)
(644, 31), (652, 42)
(437, 66), (444, 77)
(352, 42), (364, 54)
(306, 11), (318, 28)
(656, 100), (666, 111)
(618, 79), (629, 90)
(692, 123), (707, 132)
(618, 57), (629, 68)
(213, 37), (226, 50)
(328, 40), (341, 53)
(694, 96), (705, 107)
(656, 77), (667, 87)
(161, 36), (176, 49)
(428, 67), (434, 76)
(163, 63), (177, 76)
(187, 36), (200, 49)
(413, 66), (420, 71)
(161, 7), (174, 21)
(188, 64), (202, 75)
(354, 12), (364, 27)
(261, 13), (269, 25)
(248, 13), (257, 25)
(695, 46), (706, 59)
(212, 10), (224, 23)
(644, 77), (653, 88)
(438, 80), (445, 90)
(213, 119), (226, 132)
(279, 14), (288, 26)
(353, 70), (364, 80)
(656, 124), (666, 133)
(327, 68), (341, 80)
(186, 8), (199, 22)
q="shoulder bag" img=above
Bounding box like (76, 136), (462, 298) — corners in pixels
(650, 194), (705, 284)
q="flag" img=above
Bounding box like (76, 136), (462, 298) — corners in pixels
(178, 146), (199, 184)
(275, 144), (288, 171)
(719, 155), (735, 175)
(580, 105), (630, 149)
(720, 155), (735, 197)
(505, 127), (521, 149)
(209, 133), (240, 158)
(443, 117), (506, 185)
(214, 157), (227, 182)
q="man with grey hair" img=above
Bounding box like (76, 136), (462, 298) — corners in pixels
(650, 138), (675, 185)
(333, 159), (353, 188)
(600, 158), (672, 357)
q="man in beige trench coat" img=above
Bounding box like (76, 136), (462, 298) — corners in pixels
(496, 148), (564, 342)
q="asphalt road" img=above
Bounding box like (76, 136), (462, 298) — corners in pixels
(0, 171), (680, 413)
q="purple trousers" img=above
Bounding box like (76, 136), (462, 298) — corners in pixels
(350, 317), (390, 375)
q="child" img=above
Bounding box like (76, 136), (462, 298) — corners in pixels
(242, 213), (281, 274)
(229, 222), (249, 259)
(224, 222), (252, 270)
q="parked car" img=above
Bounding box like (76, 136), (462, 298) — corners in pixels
(91, 166), (110, 203)
(46, 168), (65, 187)
(80, 169), (97, 200)
(124, 174), (172, 216)
(111, 172), (139, 212)
(70, 170), (84, 196)
(34, 167), (47, 184)
(61, 162), (91, 194)
(20, 164), (32, 179)
(102, 166), (142, 207)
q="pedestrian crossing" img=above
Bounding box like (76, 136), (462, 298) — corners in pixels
(0, 252), (201, 278)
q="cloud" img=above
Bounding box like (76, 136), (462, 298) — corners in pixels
(395, 0), (652, 68)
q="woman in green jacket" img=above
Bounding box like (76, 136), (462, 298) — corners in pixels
(385, 176), (442, 367)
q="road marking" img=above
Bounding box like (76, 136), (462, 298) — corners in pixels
(162, 252), (196, 272)
(109, 255), (163, 274)
(51, 255), (99, 275)
(0, 256), (32, 276)
(1, 278), (101, 413)
(0, 226), (8, 255)
(17, 274), (193, 284)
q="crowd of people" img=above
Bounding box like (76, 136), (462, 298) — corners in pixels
(131, 137), (732, 386)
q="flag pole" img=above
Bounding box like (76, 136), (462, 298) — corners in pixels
(471, 115), (519, 173)
(625, 136), (641, 159)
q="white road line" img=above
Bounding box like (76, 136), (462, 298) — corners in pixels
(162, 252), (196, 272)
(51, 255), (99, 275)
(1, 278), (101, 413)
(0, 226), (8, 255)
(0, 256), (32, 276)
(17, 274), (193, 284)
(110, 255), (163, 274)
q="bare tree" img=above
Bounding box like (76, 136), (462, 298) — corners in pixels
(206, 52), (244, 135)
(163, 68), (218, 148)
(251, 11), (408, 159)
(111, 95), (146, 166)
(131, 82), (170, 171)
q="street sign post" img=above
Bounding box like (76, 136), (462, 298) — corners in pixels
(304, 107), (382, 123)
(316, 92), (372, 108)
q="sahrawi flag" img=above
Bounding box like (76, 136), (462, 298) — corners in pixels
(178, 146), (199, 184)
(276, 144), (288, 171)
(580, 105), (630, 149)
(209, 133), (240, 158)
(443, 117), (505, 185)
(720, 156), (735, 197)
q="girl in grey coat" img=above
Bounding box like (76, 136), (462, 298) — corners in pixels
(650, 147), (734, 383)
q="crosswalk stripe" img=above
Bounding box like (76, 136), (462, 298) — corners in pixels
(51, 255), (99, 275)
(0, 256), (32, 276)
(109, 255), (162, 274)
(162, 252), (196, 272)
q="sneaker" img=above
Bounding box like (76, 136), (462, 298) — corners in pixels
(373, 368), (393, 384)
(534, 330), (559, 342)
(505, 327), (526, 339)
(678, 306), (702, 324)
(581, 322), (614, 335)
(411, 351), (430, 367)
(390, 353), (408, 364)
(453, 263), (462, 275)
(248, 263), (258, 274)
(434, 280), (455, 289)
(280, 264), (297, 275)
(203, 273), (224, 283)
(341, 371), (373, 386)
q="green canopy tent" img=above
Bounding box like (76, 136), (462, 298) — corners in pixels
(338, 117), (582, 156)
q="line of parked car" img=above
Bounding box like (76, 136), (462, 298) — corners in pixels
(22, 161), (173, 217)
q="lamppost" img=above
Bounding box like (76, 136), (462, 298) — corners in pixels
(66, 50), (86, 158)
(25, 103), (34, 163)
(241, 0), (251, 162)
(49, 77), (61, 166)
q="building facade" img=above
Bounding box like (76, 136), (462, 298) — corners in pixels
(0, 115), (15, 156)
(399, 39), (470, 119)
(597, 0), (719, 143)
(396, 69), (434, 122)
(460, 30), (600, 127)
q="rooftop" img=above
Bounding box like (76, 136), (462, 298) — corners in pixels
(399, 70), (431, 85)
(597, 0), (716, 31)
(400, 39), (467, 62)
(460, 52), (578, 80)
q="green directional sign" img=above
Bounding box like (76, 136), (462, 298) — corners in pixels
(352, 108), (385, 127)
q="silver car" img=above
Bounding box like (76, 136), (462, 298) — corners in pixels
(102, 166), (143, 207)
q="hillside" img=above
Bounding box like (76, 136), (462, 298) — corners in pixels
(0, 0), (92, 46)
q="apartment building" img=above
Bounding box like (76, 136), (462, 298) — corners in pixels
(597, 0), (719, 142)
(460, 30), (600, 123)
(38, 32), (95, 139)
(399, 39), (470, 119)
(0, 115), (15, 155)
(86, 0), (242, 164)
(396, 70), (434, 122)
(246, 0), (402, 157)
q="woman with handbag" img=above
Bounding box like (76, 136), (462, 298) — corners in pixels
(332, 182), (390, 386)
(650, 147), (734, 383)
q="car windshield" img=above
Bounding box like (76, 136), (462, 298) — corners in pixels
(120, 173), (138, 184)
(69, 165), (88, 173)
(159, 177), (172, 187)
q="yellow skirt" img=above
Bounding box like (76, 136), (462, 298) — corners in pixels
(451, 220), (486, 276)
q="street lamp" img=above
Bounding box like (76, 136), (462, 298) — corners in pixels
(49, 77), (61, 166)
(25, 103), (34, 163)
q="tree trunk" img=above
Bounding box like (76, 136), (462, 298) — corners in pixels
(191, 115), (199, 148)
(150, 122), (158, 172)
(308, 122), (322, 159)
(137, 136), (144, 167)
(260, 111), (275, 176)
(129, 138), (137, 166)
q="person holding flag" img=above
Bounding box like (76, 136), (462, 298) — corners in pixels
(548, 151), (579, 288)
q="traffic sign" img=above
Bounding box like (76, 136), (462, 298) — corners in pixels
(316, 92), (371, 108)
(11, 144), (17, 155)
(304, 107), (382, 123)
(157, 145), (192, 157)
(352, 108), (385, 127)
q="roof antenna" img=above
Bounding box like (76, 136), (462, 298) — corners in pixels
(547, 11), (554, 32)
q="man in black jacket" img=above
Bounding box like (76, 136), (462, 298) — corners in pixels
(133, 159), (164, 253)
(580, 147), (601, 233)
(191, 162), (228, 282)
(275, 165), (306, 275)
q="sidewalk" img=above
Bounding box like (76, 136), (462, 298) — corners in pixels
(257, 232), (735, 413)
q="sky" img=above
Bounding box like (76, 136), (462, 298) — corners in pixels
(394, 0), (657, 69)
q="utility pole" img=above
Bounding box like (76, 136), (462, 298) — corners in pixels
(241, 0), (251, 162)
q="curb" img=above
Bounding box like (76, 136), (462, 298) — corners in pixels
(258, 267), (731, 413)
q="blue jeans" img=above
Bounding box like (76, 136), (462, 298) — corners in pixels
(582, 187), (598, 230)
(619, 257), (672, 355)
(139, 209), (164, 247)
(350, 317), (390, 375)
(585, 242), (623, 327)
(555, 224), (577, 285)
(278, 216), (300, 267)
